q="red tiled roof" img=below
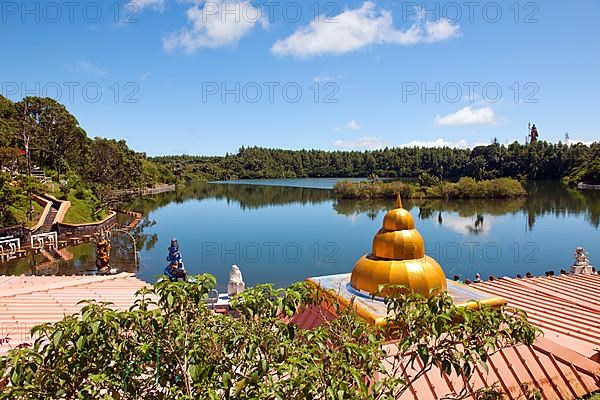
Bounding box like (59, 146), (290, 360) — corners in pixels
(0, 273), (150, 353)
(391, 337), (600, 400)
(292, 274), (600, 399)
(472, 274), (600, 360)
(289, 303), (337, 329)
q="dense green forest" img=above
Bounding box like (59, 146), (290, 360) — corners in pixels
(1, 94), (599, 227)
(153, 142), (600, 183)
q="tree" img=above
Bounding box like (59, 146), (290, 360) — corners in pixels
(84, 138), (144, 208)
(13, 97), (40, 177)
(0, 95), (18, 148)
(0, 173), (19, 227)
(0, 147), (20, 171)
(0, 276), (537, 399)
(35, 98), (82, 181)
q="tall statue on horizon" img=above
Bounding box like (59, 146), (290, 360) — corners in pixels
(529, 123), (539, 144)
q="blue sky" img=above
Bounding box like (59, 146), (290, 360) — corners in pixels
(1, 0), (599, 155)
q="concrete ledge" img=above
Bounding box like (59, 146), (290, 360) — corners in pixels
(0, 226), (30, 247)
(57, 211), (117, 237)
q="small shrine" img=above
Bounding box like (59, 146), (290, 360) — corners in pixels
(570, 247), (595, 275)
(306, 194), (505, 326)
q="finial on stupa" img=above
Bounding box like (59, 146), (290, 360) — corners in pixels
(395, 193), (403, 209)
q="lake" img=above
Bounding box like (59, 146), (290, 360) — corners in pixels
(2, 180), (599, 292)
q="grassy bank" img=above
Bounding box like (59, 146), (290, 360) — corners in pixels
(8, 201), (43, 228)
(333, 177), (527, 200)
(62, 189), (108, 224)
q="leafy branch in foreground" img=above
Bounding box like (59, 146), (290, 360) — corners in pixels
(381, 286), (539, 399)
(0, 276), (538, 399)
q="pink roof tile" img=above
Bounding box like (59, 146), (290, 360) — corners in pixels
(292, 274), (600, 399)
(0, 273), (150, 353)
(472, 274), (600, 360)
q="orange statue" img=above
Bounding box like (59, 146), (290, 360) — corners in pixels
(95, 235), (111, 273)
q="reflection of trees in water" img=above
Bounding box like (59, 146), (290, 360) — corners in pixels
(334, 198), (395, 220)
(120, 181), (599, 250)
(121, 182), (334, 256)
(130, 217), (158, 252)
(333, 181), (600, 230)
(124, 182), (333, 215)
(1, 234), (138, 276)
(334, 198), (526, 219)
(523, 181), (600, 229)
(3, 181), (598, 276)
(109, 233), (137, 272)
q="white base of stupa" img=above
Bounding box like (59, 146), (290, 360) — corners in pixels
(570, 265), (595, 275)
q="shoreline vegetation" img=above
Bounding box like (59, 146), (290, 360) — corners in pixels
(152, 143), (600, 185)
(333, 177), (527, 200)
(1, 94), (598, 228)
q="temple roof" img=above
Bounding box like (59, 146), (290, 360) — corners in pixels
(0, 273), (151, 353)
(293, 274), (600, 399)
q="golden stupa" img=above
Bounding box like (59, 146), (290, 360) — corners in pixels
(306, 193), (504, 326)
(350, 194), (447, 298)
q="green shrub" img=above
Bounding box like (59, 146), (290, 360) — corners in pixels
(333, 178), (527, 200)
(0, 276), (538, 399)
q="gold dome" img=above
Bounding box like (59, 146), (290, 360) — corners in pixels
(382, 196), (415, 231)
(350, 194), (447, 298)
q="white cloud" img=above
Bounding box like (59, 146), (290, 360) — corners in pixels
(127, 0), (164, 11)
(399, 138), (469, 148)
(334, 136), (386, 150)
(567, 138), (595, 146)
(67, 61), (107, 76)
(333, 119), (361, 131)
(313, 73), (337, 83)
(271, 2), (459, 58)
(434, 107), (496, 126)
(163, 0), (263, 53)
(423, 19), (459, 43)
(345, 120), (361, 130)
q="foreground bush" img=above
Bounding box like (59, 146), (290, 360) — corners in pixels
(333, 177), (527, 200)
(0, 276), (537, 399)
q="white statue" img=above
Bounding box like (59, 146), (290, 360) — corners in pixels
(228, 265), (245, 296)
(570, 247), (595, 275)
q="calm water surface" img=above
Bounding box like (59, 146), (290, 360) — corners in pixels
(2, 180), (599, 291)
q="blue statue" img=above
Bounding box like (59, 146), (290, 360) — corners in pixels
(164, 238), (187, 281)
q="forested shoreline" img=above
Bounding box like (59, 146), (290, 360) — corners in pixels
(2, 94), (599, 228)
(153, 142), (600, 184)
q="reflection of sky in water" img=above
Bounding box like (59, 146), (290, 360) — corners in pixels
(437, 215), (494, 236)
(2, 180), (599, 292)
